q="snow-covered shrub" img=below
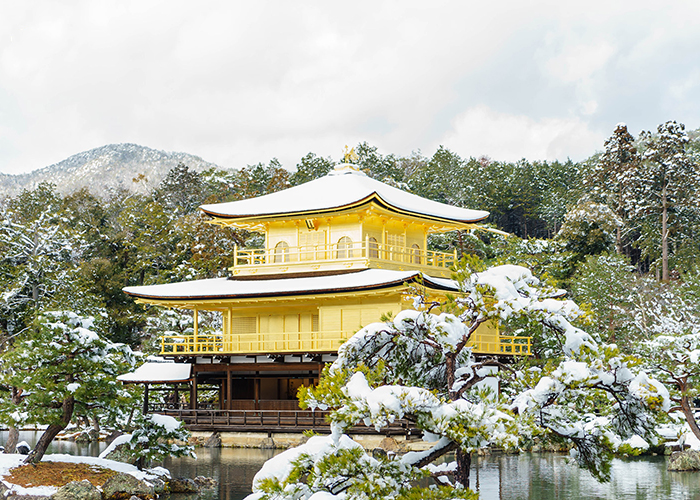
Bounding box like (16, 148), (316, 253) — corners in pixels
(122, 413), (195, 469)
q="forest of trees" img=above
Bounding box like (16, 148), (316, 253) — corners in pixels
(1, 120), (700, 351)
(3, 120), (700, 476)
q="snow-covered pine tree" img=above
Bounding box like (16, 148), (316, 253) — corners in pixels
(631, 121), (700, 281)
(585, 123), (640, 254)
(291, 152), (335, 186)
(568, 253), (638, 347)
(153, 162), (204, 215)
(0, 184), (96, 453)
(635, 273), (700, 441)
(0, 183), (86, 330)
(246, 264), (669, 499)
(0, 311), (136, 464)
(558, 201), (623, 259)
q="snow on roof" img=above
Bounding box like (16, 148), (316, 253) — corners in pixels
(117, 362), (191, 383)
(123, 269), (458, 301)
(200, 165), (489, 224)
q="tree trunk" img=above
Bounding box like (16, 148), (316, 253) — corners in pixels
(456, 448), (471, 489)
(4, 387), (23, 453)
(91, 414), (100, 433)
(661, 184), (669, 282)
(445, 353), (456, 400)
(4, 427), (19, 454)
(24, 396), (74, 464)
(678, 380), (700, 442)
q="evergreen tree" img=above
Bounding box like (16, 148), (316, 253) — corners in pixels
(0, 183), (88, 334)
(569, 253), (638, 347)
(558, 202), (622, 260)
(354, 142), (405, 185)
(631, 121), (700, 281)
(118, 413), (195, 470)
(248, 264), (669, 499)
(0, 311), (136, 463)
(409, 146), (463, 204)
(636, 273), (700, 441)
(290, 152), (334, 185)
(153, 162), (203, 214)
(585, 123), (641, 253)
(236, 159), (291, 198)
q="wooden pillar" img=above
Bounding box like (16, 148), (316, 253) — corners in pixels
(227, 368), (232, 410)
(254, 377), (260, 410)
(190, 373), (198, 410)
(174, 385), (180, 409)
(143, 384), (149, 415)
(219, 381), (224, 410)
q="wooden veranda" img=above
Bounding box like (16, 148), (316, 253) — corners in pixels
(154, 406), (418, 435)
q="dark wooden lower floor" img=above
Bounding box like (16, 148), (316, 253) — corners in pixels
(155, 407), (417, 435)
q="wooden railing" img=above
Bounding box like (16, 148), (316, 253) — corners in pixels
(159, 331), (531, 356)
(159, 408), (416, 435)
(233, 240), (457, 270)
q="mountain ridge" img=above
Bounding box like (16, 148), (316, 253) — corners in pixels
(0, 143), (227, 198)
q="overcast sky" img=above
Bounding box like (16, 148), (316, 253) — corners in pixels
(2, 1), (700, 175)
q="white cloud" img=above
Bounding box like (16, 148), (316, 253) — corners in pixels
(438, 105), (602, 162)
(1, 1), (700, 174)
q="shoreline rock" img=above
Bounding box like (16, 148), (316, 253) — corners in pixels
(668, 450), (700, 471)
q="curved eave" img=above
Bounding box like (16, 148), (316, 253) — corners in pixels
(123, 272), (458, 305)
(119, 377), (193, 384)
(202, 194), (488, 230)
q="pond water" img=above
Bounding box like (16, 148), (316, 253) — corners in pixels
(3, 431), (700, 500)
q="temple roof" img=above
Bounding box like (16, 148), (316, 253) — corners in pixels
(200, 165), (489, 226)
(123, 269), (458, 301)
(117, 361), (192, 383)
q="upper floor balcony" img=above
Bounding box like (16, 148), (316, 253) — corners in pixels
(158, 330), (532, 357)
(230, 237), (458, 278)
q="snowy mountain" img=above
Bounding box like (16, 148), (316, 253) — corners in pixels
(0, 144), (226, 198)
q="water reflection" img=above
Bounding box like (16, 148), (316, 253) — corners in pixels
(0, 430), (106, 457)
(164, 448), (279, 500)
(4, 431), (700, 500)
(473, 453), (699, 500)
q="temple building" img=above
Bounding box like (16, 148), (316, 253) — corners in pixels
(121, 162), (530, 429)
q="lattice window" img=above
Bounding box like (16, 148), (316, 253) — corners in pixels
(232, 317), (256, 335)
(299, 230), (326, 260)
(385, 232), (405, 248)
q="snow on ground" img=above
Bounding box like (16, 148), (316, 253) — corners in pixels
(0, 453), (168, 497)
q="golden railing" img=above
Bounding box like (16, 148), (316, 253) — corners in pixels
(160, 330), (351, 355)
(159, 331), (532, 356)
(232, 239), (457, 269)
(467, 333), (532, 355)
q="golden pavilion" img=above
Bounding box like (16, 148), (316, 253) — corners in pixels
(122, 162), (530, 425)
